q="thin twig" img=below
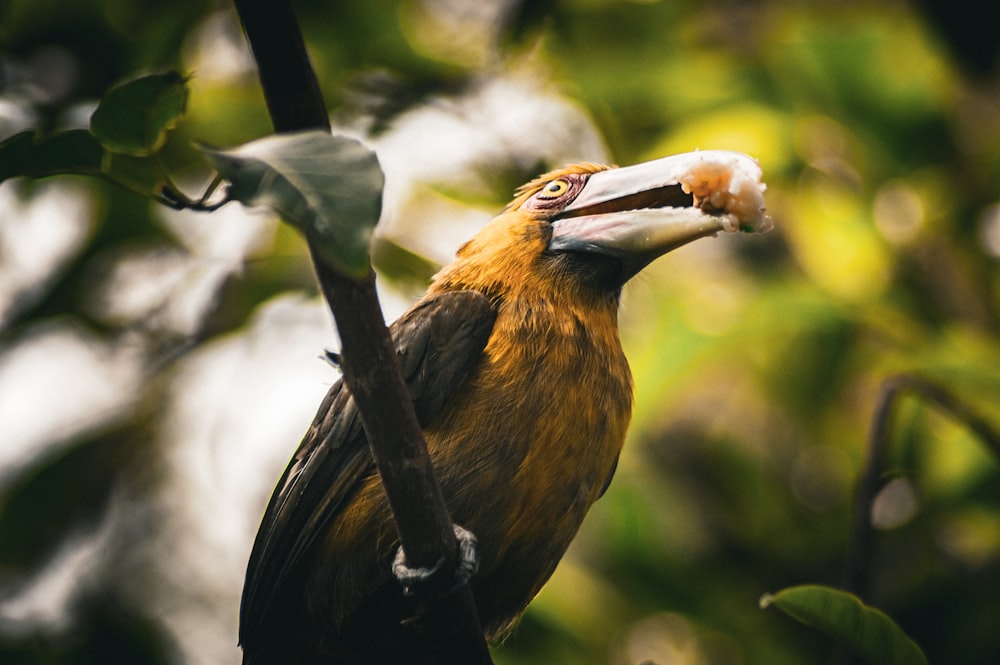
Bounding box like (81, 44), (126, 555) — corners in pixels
(837, 373), (999, 665)
(843, 376), (904, 600)
(843, 373), (1000, 598)
(196, 173), (226, 207)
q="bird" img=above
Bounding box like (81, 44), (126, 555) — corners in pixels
(239, 150), (770, 664)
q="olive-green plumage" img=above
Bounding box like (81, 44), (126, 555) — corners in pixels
(240, 158), (730, 664)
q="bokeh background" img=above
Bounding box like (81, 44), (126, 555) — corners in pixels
(2, 1), (1000, 663)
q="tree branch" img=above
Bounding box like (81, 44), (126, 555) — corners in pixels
(837, 374), (1000, 665)
(843, 373), (1000, 598)
(231, 0), (492, 661)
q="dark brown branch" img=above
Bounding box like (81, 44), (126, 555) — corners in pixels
(231, 0), (492, 662)
(309, 258), (476, 574)
(231, 0), (330, 134)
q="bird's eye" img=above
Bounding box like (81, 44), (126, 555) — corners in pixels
(538, 179), (570, 199)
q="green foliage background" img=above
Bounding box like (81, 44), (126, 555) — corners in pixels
(1, 1), (999, 664)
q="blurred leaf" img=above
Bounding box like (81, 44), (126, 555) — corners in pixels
(784, 178), (892, 302)
(199, 131), (384, 278)
(0, 433), (122, 577)
(90, 71), (189, 157)
(651, 104), (795, 176)
(0, 594), (175, 665)
(500, 0), (556, 47)
(101, 151), (166, 197)
(761, 584), (929, 665)
(370, 236), (439, 285)
(0, 130), (104, 183)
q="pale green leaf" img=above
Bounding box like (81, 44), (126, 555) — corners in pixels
(0, 130), (104, 183)
(760, 585), (929, 665)
(199, 131), (384, 278)
(90, 71), (189, 157)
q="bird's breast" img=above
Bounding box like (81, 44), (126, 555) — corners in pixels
(423, 297), (633, 633)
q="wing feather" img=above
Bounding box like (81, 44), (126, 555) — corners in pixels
(239, 290), (495, 645)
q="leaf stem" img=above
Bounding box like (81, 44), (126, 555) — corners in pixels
(198, 173), (226, 206)
(102, 171), (181, 208)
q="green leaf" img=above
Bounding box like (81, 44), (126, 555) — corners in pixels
(0, 432), (122, 574)
(101, 152), (165, 197)
(199, 131), (384, 278)
(90, 71), (189, 157)
(0, 130), (104, 183)
(760, 585), (929, 665)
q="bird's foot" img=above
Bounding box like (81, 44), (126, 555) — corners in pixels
(391, 524), (479, 598)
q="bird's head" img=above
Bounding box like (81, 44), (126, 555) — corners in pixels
(431, 151), (771, 302)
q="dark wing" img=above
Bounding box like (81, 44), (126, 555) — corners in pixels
(239, 290), (495, 645)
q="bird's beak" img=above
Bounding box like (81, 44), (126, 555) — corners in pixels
(550, 150), (771, 275)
